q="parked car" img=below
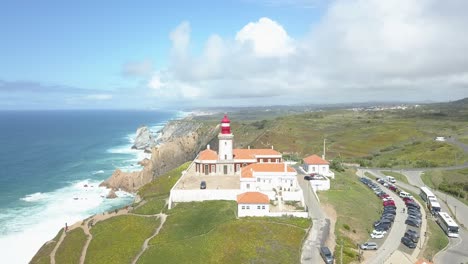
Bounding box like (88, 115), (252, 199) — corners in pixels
(383, 201), (396, 206)
(389, 185), (397, 191)
(405, 219), (421, 228)
(381, 214), (395, 222)
(382, 197), (394, 202)
(403, 197), (413, 203)
(372, 230), (387, 235)
(401, 236), (417, 248)
(374, 219), (392, 227)
(407, 215), (422, 223)
(360, 242), (378, 250)
(399, 191), (412, 198)
(406, 202), (421, 209)
(200, 181), (207, 189)
(375, 223), (391, 231)
(371, 232), (385, 239)
(404, 230), (420, 243)
(320, 246), (334, 264)
(304, 175), (313, 181)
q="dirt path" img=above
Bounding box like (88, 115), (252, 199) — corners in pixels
(49, 228), (66, 264)
(131, 213), (167, 264)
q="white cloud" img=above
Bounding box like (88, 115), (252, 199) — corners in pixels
(235, 17), (295, 57)
(140, 1), (468, 107)
(85, 94), (113, 100)
(122, 60), (153, 77)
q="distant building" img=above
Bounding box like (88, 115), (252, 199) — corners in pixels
(240, 163), (298, 192)
(302, 154), (335, 178)
(237, 192), (270, 217)
(435, 137), (446, 142)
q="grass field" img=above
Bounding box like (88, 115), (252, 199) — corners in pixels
(137, 162), (190, 199)
(139, 201), (308, 264)
(132, 196), (166, 215)
(421, 168), (468, 205)
(318, 170), (382, 264)
(85, 215), (160, 264)
(30, 228), (63, 264)
(423, 220), (449, 261)
(55, 227), (87, 264)
(381, 171), (409, 184)
(225, 109), (468, 168)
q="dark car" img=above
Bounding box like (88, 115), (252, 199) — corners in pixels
(401, 236), (417, 248)
(404, 230), (420, 243)
(374, 219), (392, 227)
(406, 202), (420, 209)
(200, 181), (207, 189)
(383, 208), (396, 214)
(320, 247), (334, 264)
(375, 223), (391, 231)
(405, 219), (421, 228)
(304, 175), (313, 181)
(381, 214), (395, 222)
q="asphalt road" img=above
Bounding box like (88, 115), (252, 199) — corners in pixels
(398, 170), (468, 264)
(297, 166), (330, 264)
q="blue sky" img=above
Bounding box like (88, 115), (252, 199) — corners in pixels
(1, 0), (467, 109)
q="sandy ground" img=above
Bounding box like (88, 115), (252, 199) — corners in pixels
(322, 203), (337, 250)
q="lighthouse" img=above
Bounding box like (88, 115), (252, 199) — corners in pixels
(218, 115), (233, 161)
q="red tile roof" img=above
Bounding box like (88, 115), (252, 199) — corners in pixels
(198, 149), (218, 160)
(237, 192), (269, 204)
(241, 163), (296, 178)
(233, 148), (282, 159)
(303, 154), (329, 165)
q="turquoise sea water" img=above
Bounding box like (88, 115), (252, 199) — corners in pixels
(0, 110), (180, 263)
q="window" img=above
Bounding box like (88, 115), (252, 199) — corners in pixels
(257, 178), (260, 182)
(257, 206), (261, 209)
(247, 184), (250, 189)
(224, 165), (228, 174)
(246, 206), (250, 209)
(211, 165), (215, 173)
(225, 154), (227, 160)
(242, 206), (245, 209)
(225, 142), (227, 146)
(262, 206), (265, 209)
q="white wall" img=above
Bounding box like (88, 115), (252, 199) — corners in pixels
(304, 164), (335, 179)
(309, 178), (330, 191)
(238, 203), (270, 217)
(267, 212), (309, 218)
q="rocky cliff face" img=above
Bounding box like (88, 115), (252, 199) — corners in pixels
(132, 126), (156, 150)
(100, 118), (218, 192)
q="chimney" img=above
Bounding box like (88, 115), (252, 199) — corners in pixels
(271, 145), (274, 149)
(207, 144), (210, 150)
(248, 145), (250, 149)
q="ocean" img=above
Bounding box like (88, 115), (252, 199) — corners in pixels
(0, 110), (182, 263)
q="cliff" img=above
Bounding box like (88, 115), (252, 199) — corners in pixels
(100, 118), (218, 192)
(132, 126), (157, 150)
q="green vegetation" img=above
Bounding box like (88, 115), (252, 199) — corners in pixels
(138, 162), (190, 199)
(139, 201), (308, 264)
(223, 108), (468, 168)
(30, 229), (63, 264)
(381, 171), (409, 184)
(56, 228), (87, 264)
(318, 170), (381, 264)
(85, 215), (160, 264)
(132, 197), (166, 215)
(423, 220), (449, 261)
(421, 168), (468, 205)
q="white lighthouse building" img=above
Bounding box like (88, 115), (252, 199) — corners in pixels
(193, 115), (284, 176)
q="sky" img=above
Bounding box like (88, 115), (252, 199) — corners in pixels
(0, 0), (467, 110)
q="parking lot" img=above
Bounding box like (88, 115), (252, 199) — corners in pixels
(357, 172), (426, 264)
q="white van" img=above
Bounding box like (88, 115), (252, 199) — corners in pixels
(386, 176), (396, 183)
(399, 191), (412, 198)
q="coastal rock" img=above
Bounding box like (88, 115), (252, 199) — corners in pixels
(101, 118), (218, 193)
(100, 158), (154, 192)
(132, 126), (156, 150)
(106, 189), (118, 199)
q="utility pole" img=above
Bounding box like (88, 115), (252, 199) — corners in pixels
(322, 138), (326, 160)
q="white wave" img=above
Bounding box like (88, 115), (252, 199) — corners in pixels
(92, 170), (105, 175)
(0, 179), (134, 264)
(20, 192), (49, 202)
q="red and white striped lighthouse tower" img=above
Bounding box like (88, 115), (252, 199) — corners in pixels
(218, 115), (233, 160)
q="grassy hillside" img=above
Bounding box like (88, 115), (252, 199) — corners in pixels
(30, 229), (63, 264)
(218, 108), (468, 168)
(318, 170), (382, 264)
(85, 215), (160, 264)
(421, 168), (468, 205)
(139, 201), (308, 264)
(55, 227), (87, 264)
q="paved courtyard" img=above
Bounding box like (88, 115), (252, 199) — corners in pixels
(173, 164), (240, 190)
